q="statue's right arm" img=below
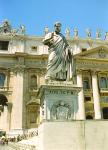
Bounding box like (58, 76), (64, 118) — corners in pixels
(43, 33), (52, 45)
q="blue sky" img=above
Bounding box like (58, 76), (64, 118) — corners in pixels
(0, 0), (108, 38)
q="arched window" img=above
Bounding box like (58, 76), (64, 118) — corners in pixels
(30, 75), (37, 90)
(83, 77), (90, 89)
(0, 73), (5, 86)
(100, 77), (107, 88)
(103, 107), (108, 119)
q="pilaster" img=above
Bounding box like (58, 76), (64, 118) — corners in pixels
(92, 71), (101, 119)
(10, 66), (24, 133)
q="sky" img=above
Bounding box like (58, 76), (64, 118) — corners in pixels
(0, 0), (108, 38)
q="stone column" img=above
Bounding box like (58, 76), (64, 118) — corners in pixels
(0, 106), (8, 131)
(76, 70), (85, 120)
(7, 102), (12, 131)
(92, 71), (101, 119)
(11, 67), (24, 133)
(40, 106), (43, 123)
(3, 106), (8, 131)
(0, 105), (4, 129)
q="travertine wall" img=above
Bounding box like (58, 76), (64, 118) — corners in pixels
(38, 121), (108, 150)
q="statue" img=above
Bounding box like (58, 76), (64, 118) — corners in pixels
(0, 19), (11, 33)
(65, 28), (70, 37)
(44, 26), (49, 35)
(43, 22), (74, 82)
(73, 28), (78, 38)
(19, 25), (26, 34)
(86, 28), (91, 38)
(96, 29), (101, 39)
(105, 32), (108, 40)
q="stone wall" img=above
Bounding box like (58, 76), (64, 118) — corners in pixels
(38, 121), (108, 150)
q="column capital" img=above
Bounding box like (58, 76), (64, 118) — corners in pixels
(11, 64), (26, 74)
(91, 70), (98, 75)
(76, 69), (83, 74)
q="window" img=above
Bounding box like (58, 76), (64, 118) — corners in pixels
(0, 73), (5, 86)
(85, 96), (91, 102)
(30, 112), (36, 123)
(30, 75), (37, 90)
(101, 97), (108, 103)
(102, 107), (108, 119)
(83, 77), (90, 89)
(100, 77), (108, 88)
(31, 46), (37, 51)
(0, 41), (9, 50)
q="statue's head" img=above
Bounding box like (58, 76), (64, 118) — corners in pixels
(54, 22), (62, 33)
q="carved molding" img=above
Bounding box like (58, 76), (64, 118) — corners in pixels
(28, 68), (46, 76)
(77, 61), (108, 71)
(90, 70), (98, 75)
(76, 69), (83, 74)
(50, 100), (73, 121)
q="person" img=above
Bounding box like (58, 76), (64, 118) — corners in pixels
(43, 22), (74, 82)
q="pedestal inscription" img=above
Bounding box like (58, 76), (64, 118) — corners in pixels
(38, 83), (81, 121)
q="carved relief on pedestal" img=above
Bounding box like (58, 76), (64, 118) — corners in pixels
(51, 100), (73, 121)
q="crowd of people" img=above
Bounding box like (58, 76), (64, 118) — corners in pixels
(0, 130), (38, 145)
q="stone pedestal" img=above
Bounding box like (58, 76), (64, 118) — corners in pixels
(38, 82), (80, 122)
(38, 81), (81, 150)
(38, 121), (85, 150)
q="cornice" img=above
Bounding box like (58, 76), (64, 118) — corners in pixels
(0, 52), (48, 59)
(0, 33), (108, 45)
(66, 37), (108, 45)
(76, 60), (108, 71)
(0, 34), (44, 41)
(76, 57), (108, 62)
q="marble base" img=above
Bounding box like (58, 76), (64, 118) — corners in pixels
(38, 82), (81, 121)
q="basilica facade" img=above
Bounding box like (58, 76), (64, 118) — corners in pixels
(0, 20), (108, 134)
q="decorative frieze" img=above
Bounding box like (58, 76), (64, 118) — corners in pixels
(77, 61), (108, 71)
(28, 68), (46, 76)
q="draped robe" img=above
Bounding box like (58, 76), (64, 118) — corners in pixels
(43, 32), (74, 81)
